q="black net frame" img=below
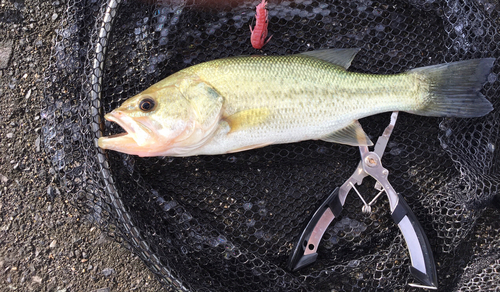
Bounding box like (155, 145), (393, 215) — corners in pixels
(42, 0), (500, 290)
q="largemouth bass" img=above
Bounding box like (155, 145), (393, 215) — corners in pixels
(98, 49), (494, 157)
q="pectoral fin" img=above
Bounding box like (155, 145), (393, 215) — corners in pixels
(225, 108), (271, 133)
(321, 121), (373, 146)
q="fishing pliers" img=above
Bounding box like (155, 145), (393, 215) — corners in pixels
(288, 112), (438, 289)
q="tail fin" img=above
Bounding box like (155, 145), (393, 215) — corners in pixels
(408, 58), (495, 118)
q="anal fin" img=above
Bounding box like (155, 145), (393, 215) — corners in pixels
(320, 121), (373, 146)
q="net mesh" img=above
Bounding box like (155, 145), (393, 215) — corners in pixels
(42, 0), (500, 290)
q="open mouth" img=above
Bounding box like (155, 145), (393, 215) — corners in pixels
(104, 112), (134, 136)
(98, 111), (148, 150)
(104, 132), (128, 139)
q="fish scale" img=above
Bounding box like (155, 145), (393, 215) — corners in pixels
(192, 57), (410, 124)
(183, 55), (420, 148)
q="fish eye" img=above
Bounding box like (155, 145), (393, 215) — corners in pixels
(139, 97), (156, 112)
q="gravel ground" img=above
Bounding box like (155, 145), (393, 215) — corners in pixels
(0, 0), (166, 291)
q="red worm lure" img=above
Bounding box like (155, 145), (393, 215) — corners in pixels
(250, 0), (272, 49)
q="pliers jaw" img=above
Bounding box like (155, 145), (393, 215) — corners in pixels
(288, 112), (438, 289)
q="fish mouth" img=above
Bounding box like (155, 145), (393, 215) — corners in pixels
(98, 111), (154, 154)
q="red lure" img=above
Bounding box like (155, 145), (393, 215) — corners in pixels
(249, 0), (272, 49)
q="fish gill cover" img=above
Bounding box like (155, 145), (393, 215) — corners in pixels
(42, 0), (500, 291)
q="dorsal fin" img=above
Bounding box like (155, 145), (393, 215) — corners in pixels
(300, 48), (361, 69)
